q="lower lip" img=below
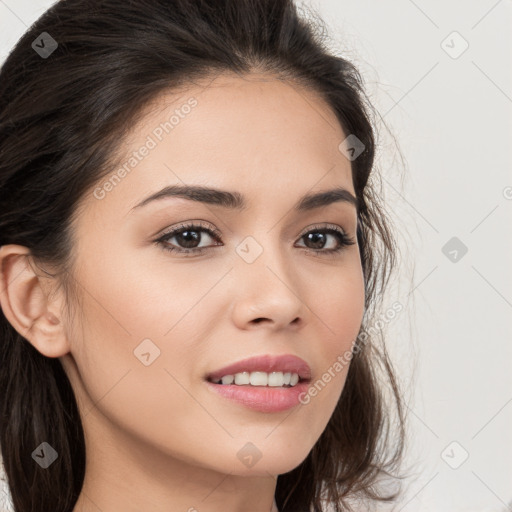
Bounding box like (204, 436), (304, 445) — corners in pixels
(204, 379), (310, 413)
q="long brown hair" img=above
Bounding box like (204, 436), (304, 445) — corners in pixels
(0, 1), (406, 510)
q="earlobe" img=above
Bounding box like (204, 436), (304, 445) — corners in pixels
(0, 244), (70, 358)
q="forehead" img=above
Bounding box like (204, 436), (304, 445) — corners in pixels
(80, 71), (355, 220)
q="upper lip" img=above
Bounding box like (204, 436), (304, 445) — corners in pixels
(205, 354), (312, 382)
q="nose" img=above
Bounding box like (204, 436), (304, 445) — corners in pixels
(229, 236), (306, 331)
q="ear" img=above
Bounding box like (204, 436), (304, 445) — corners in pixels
(0, 244), (70, 358)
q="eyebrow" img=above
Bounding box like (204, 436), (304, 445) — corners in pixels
(131, 184), (358, 212)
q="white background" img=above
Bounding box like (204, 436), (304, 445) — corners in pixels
(0, 1), (511, 511)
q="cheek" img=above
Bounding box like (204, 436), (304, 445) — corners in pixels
(73, 234), (205, 338)
(66, 239), (217, 420)
(313, 261), (365, 350)
(66, 268), (206, 460)
(300, 265), (365, 412)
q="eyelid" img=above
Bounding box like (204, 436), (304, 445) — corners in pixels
(155, 220), (222, 240)
(296, 222), (350, 239)
(155, 220), (351, 243)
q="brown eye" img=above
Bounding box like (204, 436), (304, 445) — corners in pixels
(296, 226), (355, 255)
(155, 222), (222, 256)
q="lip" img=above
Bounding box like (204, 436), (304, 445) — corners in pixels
(203, 354), (312, 413)
(205, 379), (310, 413)
(204, 354), (312, 383)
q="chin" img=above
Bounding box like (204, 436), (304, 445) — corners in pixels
(222, 445), (312, 477)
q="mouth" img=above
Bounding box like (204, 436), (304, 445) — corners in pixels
(204, 353), (312, 387)
(205, 372), (310, 388)
(204, 365), (312, 413)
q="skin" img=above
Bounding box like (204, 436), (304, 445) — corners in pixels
(0, 71), (365, 512)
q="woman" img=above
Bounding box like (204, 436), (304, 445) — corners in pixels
(0, 1), (406, 511)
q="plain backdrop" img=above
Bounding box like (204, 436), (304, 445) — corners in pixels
(0, 1), (511, 511)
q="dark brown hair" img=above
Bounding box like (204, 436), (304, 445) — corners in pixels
(0, 1), (406, 510)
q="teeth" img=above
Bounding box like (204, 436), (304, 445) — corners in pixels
(250, 371), (267, 386)
(234, 372), (250, 385)
(221, 375), (234, 385)
(214, 371), (301, 387)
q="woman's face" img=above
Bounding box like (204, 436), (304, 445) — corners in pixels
(60, 72), (365, 478)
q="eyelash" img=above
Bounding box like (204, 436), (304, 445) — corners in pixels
(154, 221), (356, 258)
